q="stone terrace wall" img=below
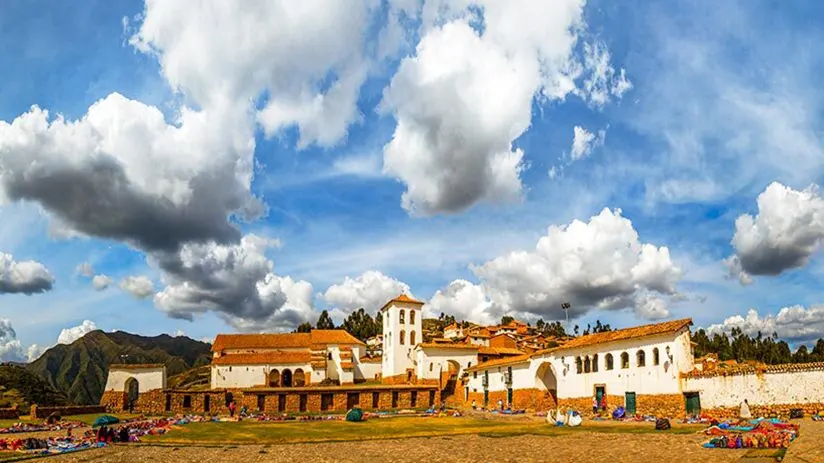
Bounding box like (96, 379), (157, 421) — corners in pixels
(0, 407), (18, 419)
(30, 405), (106, 419)
(700, 402), (824, 420)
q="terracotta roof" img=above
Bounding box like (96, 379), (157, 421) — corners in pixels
(466, 355), (530, 372)
(339, 352), (353, 360)
(470, 332), (490, 338)
(212, 329), (363, 352)
(549, 318), (693, 353)
(311, 361), (326, 369)
(429, 338), (455, 344)
(444, 323), (459, 331)
(478, 347), (525, 356)
(212, 351), (311, 365)
(359, 356), (382, 363)
(685, 361), (824, 378)
(340, 361), (354, 369)
(109, 363), (165, 370)
(417, 343), (479, 350)
(379, 293), (424, 311)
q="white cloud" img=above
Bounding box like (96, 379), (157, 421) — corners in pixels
(27, 344), (45, 363)
(634, 293), (670, 320)
(172, 329), (185, 337)
(424, 279), (497, 325)
(57, 320), (98, 345)
(120, 276), (155, 299)
(381, 0), (630, 215)
(92, 274), (113, 291)
(0, 252), (54, 295)
(153, 234), (314, 331)
(131, 0), (378, 149)
(472, 208), (682, 320)
(0, 319), (25, 363)
(726, 182), (824, 283)
(570, 126), (605, 161)
(76, 262), (94, 277)
(323, 270), (410, 315)
(708, 306), (824, 344)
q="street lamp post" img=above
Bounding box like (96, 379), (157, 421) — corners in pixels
(561, 302), (571, 334)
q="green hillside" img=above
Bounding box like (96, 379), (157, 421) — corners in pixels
(0, 364), (68, 412)
(26, 330), (212, 405)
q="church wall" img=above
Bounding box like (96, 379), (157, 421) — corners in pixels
(104, 367), (165, 392)
(682, 367), (824, 410)
(355, 361), (381, 381)
(212, 363), (312, 389)
(415, 349), (476, 381)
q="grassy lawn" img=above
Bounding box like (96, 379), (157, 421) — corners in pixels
(141, 416), (699, 446)
(0, 413), (142, 429)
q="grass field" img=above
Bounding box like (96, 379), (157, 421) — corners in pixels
(0, 413), (141, 429)
(141, 416), (700, 446)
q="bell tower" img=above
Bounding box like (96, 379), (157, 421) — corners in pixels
(380, 294), (424, 382)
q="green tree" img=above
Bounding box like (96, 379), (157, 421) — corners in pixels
(341, 308), (381, 342)
(316, 310), (335, 330)
(500, 315), (514, 325)
(295, 322), (312, 333)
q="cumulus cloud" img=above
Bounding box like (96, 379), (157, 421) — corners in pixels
(570, 126), (605, 161)
(0, 252), (54, 295)
(120, 276), (155, 299)
(380, 0), (630, 215)
(708, 306), (824, 344)
(0, 319), (25, 363)
(131, 0), (377, 149)
(153, 235), (314, 331)
(323, 271), (410, 314)
(726, 182), (824, 284)
(92, 275), (113, 291)
(27, 344), (45, 363)
(472, 208), (682, 320)
(424, 279), (498, 325)
(56, 320), (98, 345)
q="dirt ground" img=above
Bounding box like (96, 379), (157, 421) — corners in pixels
(41, 431), (746, 463)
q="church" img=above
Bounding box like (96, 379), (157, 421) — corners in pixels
(101, 294), (824, 418)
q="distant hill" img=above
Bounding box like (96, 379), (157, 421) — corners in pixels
(0, 364), (68, 412)
(26, 330), (212, 405)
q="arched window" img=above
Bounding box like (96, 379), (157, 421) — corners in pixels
(621, 352), (629, 369)
(294, 368), (305, 387)
(282, 369), (293, 387)
(400, 330), (406, 345)
(410, 310), (416, 324)
(605, 354), (614, 370)
(410, 331), (416, 345)
(653, 347), (660, 366)
(400, 310), (406, 324)
(268, 369), (280, 387)
(637, 350), (646, 367)
(584, 356), (591, 373)
(575, 356), (582, 374)
(592, 354), (599, 373)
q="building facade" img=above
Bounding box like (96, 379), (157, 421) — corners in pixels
(380, 294), (423, 383)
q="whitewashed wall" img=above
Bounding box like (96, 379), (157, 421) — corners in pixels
(105, 367), (166, 392)
(465, 362), (531, 393)
(211, 363), (312, 388)
(682, 369), (824, 408)
(382, 301), (422, 378)
(415, 348), (477, 380)
(355, 362), (382, 381)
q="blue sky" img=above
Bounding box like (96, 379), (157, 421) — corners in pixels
(2, 0), (824, 360)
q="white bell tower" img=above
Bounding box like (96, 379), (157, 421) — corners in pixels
(380, 294), (424, 382)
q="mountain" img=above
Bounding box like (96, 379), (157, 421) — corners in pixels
(0, 363), (68, 412)
(26, 330), (212, 405)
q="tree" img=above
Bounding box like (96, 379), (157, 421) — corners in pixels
(316, 310), (335, 330)
(500, 316), (514, 326)
(341, 308), (381, 342)
(295, 322), (312, 333)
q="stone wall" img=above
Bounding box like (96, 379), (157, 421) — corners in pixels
(557, 393), (685, 418)
(382, 373), (412, 385)
(701, 403), (824, 420)
(30, 405), (106, 419)
(0, 407), (18, 419)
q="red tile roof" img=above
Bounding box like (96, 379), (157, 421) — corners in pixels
(685, 361), (824, 378)
(546, 318), (693, 353)
(478, 346), (525, 356)
(417, 343), (479, 350)
(108, 363), (165, 370)
(212, 329), (364, 352)
(212, 351), (311, 365)
(466, 355), (530, 372)
(379, 293), (424, 311)
(340, 361), (354, 369)
(359, 356), (382, 363)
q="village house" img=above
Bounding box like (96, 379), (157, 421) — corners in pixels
(101, 293), (824, 419)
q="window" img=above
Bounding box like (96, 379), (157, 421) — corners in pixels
(268, 369), (280, 387)
(228, 366), (232, 372)
(410, 331), (416, 345)
(473, 371), (477, 379)
(621, 352), (629, 369)
(410, 310), (416, 324)
(482, 356), (489, 363)
(411, 391), (417, 407)
(653, 348), (660, 366)
(328, 352), (332, 360)
(391, 391), (399, 408)
(299, 394), (308, 412)
(400, 309), (406, 324)
(257, 394), (265, 411)
(605, 354), (614, 370)
(575, 356), (582, 374)
(278, 394), (286, 412)
(321, 393), (333, 411)
(372, 392), (380, 408)
(592, 354), (599, 373)
(584, 356), (591, 373)
(400, 330), (405, 345)
(294, 368), (306, 387)
(637, 350), (646, 367)
(204, 395), (211, 412)
(430, 363), (434, 372)
(467, 361), (472, 368)
(183, 395), (192, 408)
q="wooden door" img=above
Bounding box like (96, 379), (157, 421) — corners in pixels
(625, 392), (636, 414)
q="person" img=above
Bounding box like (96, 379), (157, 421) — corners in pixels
(497, 399), (503, 410)
(593, 396), (598, 415)
(229, 400), (236, 418)
(601, 395), (607, 412)
(471, 399), (476, 410)
(240, 404), (248, 417)
(739, 399), (752, 420)
(118, 426), (129, 443)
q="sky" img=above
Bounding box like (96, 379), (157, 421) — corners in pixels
(3, 0), (824, 362)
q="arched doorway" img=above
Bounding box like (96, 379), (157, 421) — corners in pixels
(125, 377), (139, 412)
(294, 369), (305, 387)
(441, 360), (461, 399)
(535, 361), (558, 408)
(268, 369), (280, 387)
(282, 369), (293, 387)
